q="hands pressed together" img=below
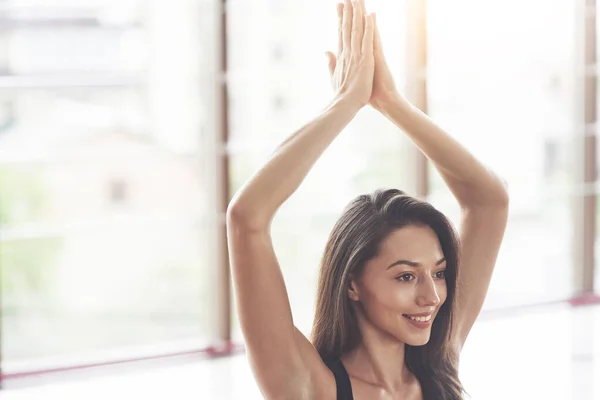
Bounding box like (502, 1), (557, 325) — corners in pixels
(325, 0), (399, 111)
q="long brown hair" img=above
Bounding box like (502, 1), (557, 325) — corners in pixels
(310, 188), (464, 399)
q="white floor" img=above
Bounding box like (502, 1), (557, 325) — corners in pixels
(2, 304), (599, 400)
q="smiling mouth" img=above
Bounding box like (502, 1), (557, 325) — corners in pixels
(402, 314), (432, 322)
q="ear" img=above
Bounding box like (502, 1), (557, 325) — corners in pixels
(347, 279), (360, 302)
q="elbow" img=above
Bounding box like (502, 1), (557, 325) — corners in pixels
(487, 180), (510, 209)
(226, 201), (271, 232)
(496, 177), (510, 207)
(483, 178), (509, 209)
(481, 173), (509, 208)
(226, 200), (245, 224)
(459, 176), (509, 211)
(226, 201), (252, 227)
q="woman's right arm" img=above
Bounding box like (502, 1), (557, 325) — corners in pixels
(227, 1), (374, 398)
(228, 0), (373, 230)
(227, 96), (360, 229)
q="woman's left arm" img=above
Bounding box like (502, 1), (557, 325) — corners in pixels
(380, 97), (509, 207)
(382, 95), (509, 352)
(369, 15), (508, 206)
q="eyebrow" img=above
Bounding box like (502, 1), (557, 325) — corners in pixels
(386, 258), (446, 270)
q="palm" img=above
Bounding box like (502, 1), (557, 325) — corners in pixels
(325, 0), (375, 108)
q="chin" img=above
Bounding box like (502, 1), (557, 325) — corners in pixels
(404, 335), (429, 347)
(409, 337), (430, 347)
(403, 332), (431, 347)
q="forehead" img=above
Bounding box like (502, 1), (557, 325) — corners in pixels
(377, 225), (444, 261)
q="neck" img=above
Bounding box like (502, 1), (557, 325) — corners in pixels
(341, 318), (414, 392)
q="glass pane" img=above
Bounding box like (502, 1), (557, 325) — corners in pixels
(1, 217), (210, 364)
(0, 135), (211, 371)
(1, 0), (144, 75)
(427, 0), (577, 307)
(1, 0), (216, 372)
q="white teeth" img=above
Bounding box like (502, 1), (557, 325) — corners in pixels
(405, 315), (432, 322)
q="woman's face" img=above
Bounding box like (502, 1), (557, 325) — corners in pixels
(348, 224), (448, 346)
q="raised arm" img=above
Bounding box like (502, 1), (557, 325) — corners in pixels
(227, 1), (374, 398)
(228, 95), (360, 228)
(369, 18), (509, 351)
(229, 4), (374, 229)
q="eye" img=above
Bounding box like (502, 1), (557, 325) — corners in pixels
(435, 270), (446, 279)
(396, 273), (415, 282)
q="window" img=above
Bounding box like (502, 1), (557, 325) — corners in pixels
(426, 0), (577, 307)
(0, 0), (216, 374)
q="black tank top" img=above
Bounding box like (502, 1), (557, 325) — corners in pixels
(323, 358), (354, 400)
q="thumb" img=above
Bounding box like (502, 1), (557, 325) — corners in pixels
(325, 51), (336, 76)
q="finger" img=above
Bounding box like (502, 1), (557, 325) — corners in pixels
(373, 13), (382, 54)
(362, 14), (374, 57)
(351, 0), (364, 56)
(342, 0), (352, 53)
(336, 3), (344, 57)
(325, 51), (337, 76)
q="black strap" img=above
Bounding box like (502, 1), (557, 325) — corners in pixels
(323, 358), (354, 400)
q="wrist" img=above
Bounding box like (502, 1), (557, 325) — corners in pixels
(374, 91), (406, 112)
(330, 95), (364, 115)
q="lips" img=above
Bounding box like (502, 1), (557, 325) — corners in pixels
(403, 311), (434, 317)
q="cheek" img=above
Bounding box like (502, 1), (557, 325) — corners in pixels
(393, 286), (418, 308)
(369, 283), (416, 313)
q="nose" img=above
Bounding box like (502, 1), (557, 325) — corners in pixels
(416, 277), (440, 307)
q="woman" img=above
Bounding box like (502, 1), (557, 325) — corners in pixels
(226, 1), (509, 399)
